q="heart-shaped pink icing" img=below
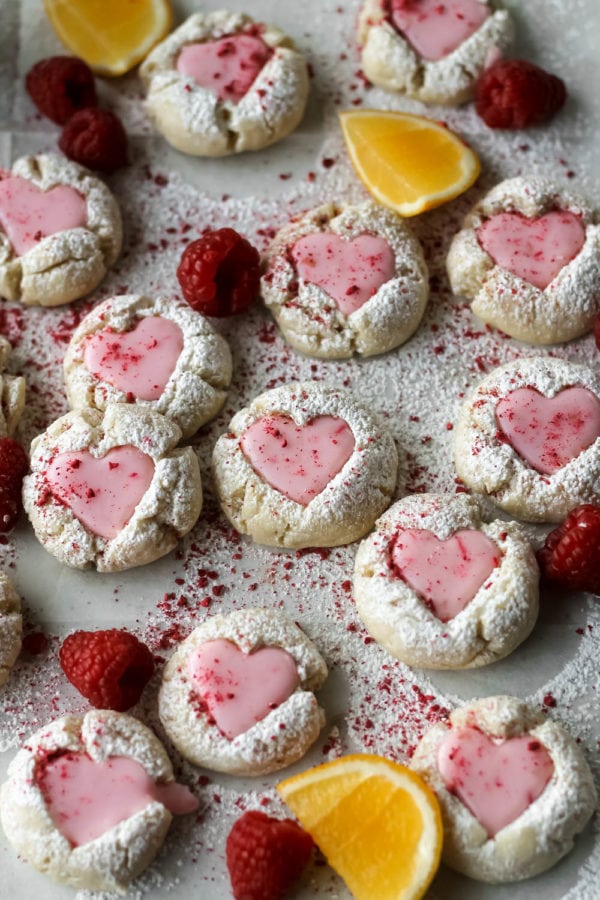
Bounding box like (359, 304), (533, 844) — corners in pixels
(477, 210), (585, 290)
(188, 638), (300, 739)
(240, 413), (355, 505)
(290, 233), (396, 315)
(389, 0), (489, 61)
(437, 727), (554, 837)
(45, 446), (155, 539)
(83, 316), (184, 401)
(0, 172), (87, 256)
(496, 386), (600, 475)
(176, 34), (272, 103)
(391, 528), (500, 621)
(37, 751), (198, 847)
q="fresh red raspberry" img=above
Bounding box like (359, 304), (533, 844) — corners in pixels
(537, 504), (600, 594)
(59, 629), (155, 710)
(59, 108), (128, 173)
(226, 810), (314, 900)
(476, 59), (567, 129)
(177, 228), (260, 317)
(25, 56), (97, 125)
(0, 437), (29, 533)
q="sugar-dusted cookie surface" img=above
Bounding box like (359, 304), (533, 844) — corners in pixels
(454, 357), (600, 522)
(447, 176), (600, 344)
(0, 571), (21, 686)
(63, 294), (232, 439)
(261, 201), (429, 359)
(354, 493), (538, 669)
(213, 382), (399, 548)
(140, 11), (309, 156)
(0, 710), (198, 892)
(0, 336), (25, 438)
(23, 403), (202, 572)
(358, 0), (513, 105)
(411, 695), (597, 882)
(159, 607), (328, 776)
(0, 153), (122, 307)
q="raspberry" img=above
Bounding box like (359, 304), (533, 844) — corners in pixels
(594, 316), (600, 351)
(25, 56), (97, 125)
(177, 228), (260, 317)
(0, 437), (29, 533)
(537, 504), (600, 594)
(59, 108), (128, 173)
(475, 59), (567, 129)
(59, 629), (155, 710)
(226, 810), (314, 900)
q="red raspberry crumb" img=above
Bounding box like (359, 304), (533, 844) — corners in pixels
(25, 56), (97, 125)
(226, 810), (314, 900)
(59, 629), (155, 710)
(59, 108), (128, 173)
(537, 504), (600, 595)
(0, 437), (29, 533)
(177, 228), (260, 317)
(476, 59), (567, 129)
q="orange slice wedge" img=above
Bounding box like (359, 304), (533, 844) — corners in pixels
(340, 108), (480, 217)
(278, 754), (443, 900)
(42, 0), (172, 76)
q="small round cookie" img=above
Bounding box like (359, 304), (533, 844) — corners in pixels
(0, 710), (198, 892)
(261, 201), (429, 359)
(411, 695), (597, 882)
(0, 572), (21, 686)
(0, 153), (122, 307)
(0, 335), (26, 437)
(358, 0), (513, 106)
(354, 493), (538, 669)
(454, 357), (600, 523)
(139, 11), (309, 156)
(447, 176), (600, 344)
(23, 403), (202, 572)
(63, 294), (232, 439)
(159, 608), (327, 776)
(212, 382), (399, 548)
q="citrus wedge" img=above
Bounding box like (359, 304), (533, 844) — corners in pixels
(340, 108), (480, 217)
(277, 754), (442, 900)
(43, 0), (172, 76)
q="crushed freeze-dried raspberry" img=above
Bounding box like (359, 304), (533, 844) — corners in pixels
(537, 504), (600, 595)
(226, 810), (314, 900)
(25, 56), (97, 125)
(59, 108), (128, 173)
(476, 59), (567, 129)
(59, 629), (155, 710)
(0, 437), (29, 533)
(177, 228), (260, 317)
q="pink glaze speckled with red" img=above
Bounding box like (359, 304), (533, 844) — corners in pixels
(0, 172), (87, 256)
(388, 0), (489, 61)
(176, 34), (272, 104)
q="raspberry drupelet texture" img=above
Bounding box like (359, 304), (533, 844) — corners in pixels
(177, 228), (261, 317)
(476, 59), (567, 129)
(537, 504), (600, 595)
(59, 108), (128, 173)
(0, 437), (29, 533)
(59, 629), (155, 710)
(25, 56), (97, 125)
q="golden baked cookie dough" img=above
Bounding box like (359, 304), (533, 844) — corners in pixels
(0, 572), (21, 686)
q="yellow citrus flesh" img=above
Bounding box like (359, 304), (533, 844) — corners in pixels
(340, 109), (480, 217)
(278, 754), (443, 900)
(42, 0), (172, 76)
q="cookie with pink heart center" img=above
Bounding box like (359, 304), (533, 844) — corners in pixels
(0, 172), (87, 256)
(177, 34), (272, 103)
(389, 0), (489, 61)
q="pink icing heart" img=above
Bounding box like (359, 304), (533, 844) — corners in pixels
(290, 232), (396, 316)
(45, 446), (155, 539)
(391, 528), (500, 622)
(477, 210), (585, 290)
(37, 751), (198, 847)
(0, 172), (87, 256)
(240, 413), (355, 505)
(496, 386), (600, 475)
(83, 316), (184, 401)
(389, 0), (489, 61)
(176, 34), (272, 103)
(437, 727), (554, 837)
(188, 638), (300, 739)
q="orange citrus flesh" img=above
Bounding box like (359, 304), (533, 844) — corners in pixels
(278, 754), (443, 900)
(42, 0), (172, 76)
(340, 109), (480, 217)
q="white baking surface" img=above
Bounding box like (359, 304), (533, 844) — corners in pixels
(0, 1), (599, 898)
